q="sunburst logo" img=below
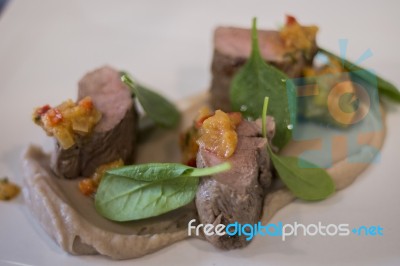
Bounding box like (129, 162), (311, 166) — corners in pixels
(327, 39), (376, 125)
(290, 40), (382, 167)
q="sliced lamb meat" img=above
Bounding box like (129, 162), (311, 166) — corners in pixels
(51, 66), (138, 179)
(210, 27), (317, 111)
(195, 117), (275, 249)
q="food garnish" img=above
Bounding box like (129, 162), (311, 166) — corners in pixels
(95, 162), (231, 221)
(262, 97), (335, 200)
(229, 17), (336, 200)
(180, 127), (199, 167)
(196, 110), (242, 158)
(121, 72), (181, 128)
(268, 152), (335, 200)
(230, 17), (296, 149)
(181, 108), (243, 165)
(280, 15), (318, 57)
(0, 177), (20, 201)
(79, 159), (124, 196)
(180, 107), (212, 166)
(33, 96), (101, 149)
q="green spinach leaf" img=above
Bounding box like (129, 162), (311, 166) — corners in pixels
(320, 48), (400, 103)
(121, 72), (181, 128)
(268, 148), (335, 201)
(95, 162), (230, 221)
(230, 18), (296, 149)
(261, 96), (335, 201)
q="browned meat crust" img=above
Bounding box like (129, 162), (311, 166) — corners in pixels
(51, 66), (138, 179)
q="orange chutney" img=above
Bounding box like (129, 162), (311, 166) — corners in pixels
(280, 15), (318, 52)
(78, 159), (124, 196)
(197, 110), (242, 158)
(33, 97), (101, 149)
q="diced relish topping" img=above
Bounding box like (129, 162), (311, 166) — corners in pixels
(33, 97), (102, 149)
(195, 106), (213, 129)
(180, 126), (200, 167)
(0, 177), (20, 201)
(180, 108), (242, 166)
(180, 107), (212, 166)
(196, 110), (242, 158)
(78, 159), (124, 196)
(280, 15), (318, 52)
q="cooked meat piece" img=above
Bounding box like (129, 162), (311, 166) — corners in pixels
(51, 66), (138, 179)
(195, 117), (275, 249)
(210, 27), (317, 111)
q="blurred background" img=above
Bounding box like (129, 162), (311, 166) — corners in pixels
(0, 0), (8, 14)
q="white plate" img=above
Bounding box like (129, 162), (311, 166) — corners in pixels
(1, 1), (400, 265)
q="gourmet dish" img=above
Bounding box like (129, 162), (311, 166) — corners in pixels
(20, 16), (398, 259)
